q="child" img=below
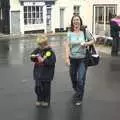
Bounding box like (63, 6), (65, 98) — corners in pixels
(30, 35), (56, 107)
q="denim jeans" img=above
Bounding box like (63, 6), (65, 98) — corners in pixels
(70, 58), (87, 101)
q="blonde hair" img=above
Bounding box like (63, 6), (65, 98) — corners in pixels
(36, 34), (48, 44)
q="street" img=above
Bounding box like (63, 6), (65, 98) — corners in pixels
(0, 35), (120, 120)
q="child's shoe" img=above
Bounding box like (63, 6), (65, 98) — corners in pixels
(41, 102), (49, 107)
(35, 101), (43, 107)
(75, 101), (82, 106)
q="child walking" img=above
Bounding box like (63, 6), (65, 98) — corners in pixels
(30, 35), (56, 107)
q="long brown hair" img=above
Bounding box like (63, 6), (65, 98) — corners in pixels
(70, 15), (83, 32)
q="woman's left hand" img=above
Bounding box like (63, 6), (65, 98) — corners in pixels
(81, 42), (88, 48)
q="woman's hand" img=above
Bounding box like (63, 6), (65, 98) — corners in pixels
(65, 57), (70, 66)
(81, 42), (88, 48)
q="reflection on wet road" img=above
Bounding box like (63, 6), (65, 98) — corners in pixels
(0, 36), (65, 65)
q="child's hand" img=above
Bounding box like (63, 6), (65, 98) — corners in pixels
(37, 56), (44, 63)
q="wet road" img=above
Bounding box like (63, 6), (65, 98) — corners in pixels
(0, 36), (120, 120)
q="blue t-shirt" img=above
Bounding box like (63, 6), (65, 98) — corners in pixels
(67, 30), (93, 58)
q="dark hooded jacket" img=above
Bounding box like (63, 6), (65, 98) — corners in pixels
(30, 47), (56, 81)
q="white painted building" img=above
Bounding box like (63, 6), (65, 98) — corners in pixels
(10, 0), (55, 34)
(9, 0), (120, 36)
(82, 0), (120, 37)
(51, 0), (120, 36)
(51, 0), (82, 32)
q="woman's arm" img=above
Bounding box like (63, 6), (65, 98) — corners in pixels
(84, 30), (95, 47)
(64, 40), (70, 65)
(85, 39), (95, 46)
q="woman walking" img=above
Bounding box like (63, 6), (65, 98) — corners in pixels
(64, 15), (95, 106)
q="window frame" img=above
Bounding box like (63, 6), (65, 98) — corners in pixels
(24, 5), (43, 25)
(73, 5), (80, 15)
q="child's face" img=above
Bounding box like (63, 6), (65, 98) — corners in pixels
(38, 42), (48, 49)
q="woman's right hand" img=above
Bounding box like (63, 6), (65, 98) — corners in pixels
(65, 57), (70, 66)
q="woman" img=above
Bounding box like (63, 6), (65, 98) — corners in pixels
(64, 15), (95, 106)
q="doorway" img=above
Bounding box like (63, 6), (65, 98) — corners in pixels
(60, 8), (64, 31)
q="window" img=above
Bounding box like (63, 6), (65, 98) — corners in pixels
(73, 6), (80, 15)
(106, 7), (116, 24)
(24, 6), (43, 25)
(94, 4), (117, 36)
(95, 5), (116, 24)
(95, 7), (104, 24)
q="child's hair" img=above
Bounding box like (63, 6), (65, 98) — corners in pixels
(36, 34), (48, 45)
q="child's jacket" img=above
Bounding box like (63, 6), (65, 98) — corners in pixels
(30, 47), (56, 81)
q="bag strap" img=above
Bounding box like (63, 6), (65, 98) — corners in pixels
(83, 30), (97, 54)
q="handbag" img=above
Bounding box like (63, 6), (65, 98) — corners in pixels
(85, 44), (100, 67)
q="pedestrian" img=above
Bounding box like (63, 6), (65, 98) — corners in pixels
(110, 15), (120, 56)
(30, 35), (56, 107)
(64, 15), (95, 106)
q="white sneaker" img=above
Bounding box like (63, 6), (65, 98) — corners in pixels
(75, 101), (82, 106)
(35, 101), (43, 107)
(41, 102), (49, 107)
(35, 101), (41, 107)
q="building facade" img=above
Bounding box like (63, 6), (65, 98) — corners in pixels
(1, 0), (120, 35)
(81, 0), (120, 37)
(51, 0), (82, 32)
(9, 0), (55, 34)
(51, 0), (120, 37)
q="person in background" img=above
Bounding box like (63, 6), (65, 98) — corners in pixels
(30, 35), (56, 107)
(64, 15), (94, 106)
(110, 15), (120, 56)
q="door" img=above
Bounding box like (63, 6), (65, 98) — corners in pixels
(11, 11), (20, 34)
(60, 8), (64, 30)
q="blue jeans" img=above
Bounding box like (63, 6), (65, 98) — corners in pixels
(70, 58), (87, 101)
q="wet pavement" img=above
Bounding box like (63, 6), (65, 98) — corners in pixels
(0, 35), (120, 120)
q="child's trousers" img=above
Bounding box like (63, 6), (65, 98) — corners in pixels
(35, 81), (51, 103)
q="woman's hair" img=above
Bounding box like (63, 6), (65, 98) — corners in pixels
(70, 15), (83, 32)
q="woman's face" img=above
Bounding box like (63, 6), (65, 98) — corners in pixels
(72, 16), (81, 28)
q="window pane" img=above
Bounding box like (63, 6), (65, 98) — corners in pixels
(24, 6), (27, 12)
(36, 6), (39, 12)
(40, 7), (43, 11)
(32, 12), (35, 18)
(106, 7), (116, 24)
(24, 13), (27, 18)
(28, 6), (31, 13)
(32, 6), (35, 12)
(24, 19), (27, 24)
(73, 6), (79, 15)
(36, 12), (39, 18)
(95, 7), (104, 24)
(28, 12), (31, 18)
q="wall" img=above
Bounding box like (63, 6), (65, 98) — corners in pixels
(10, 0), (20, 11)
(51, 0), (81, 32)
